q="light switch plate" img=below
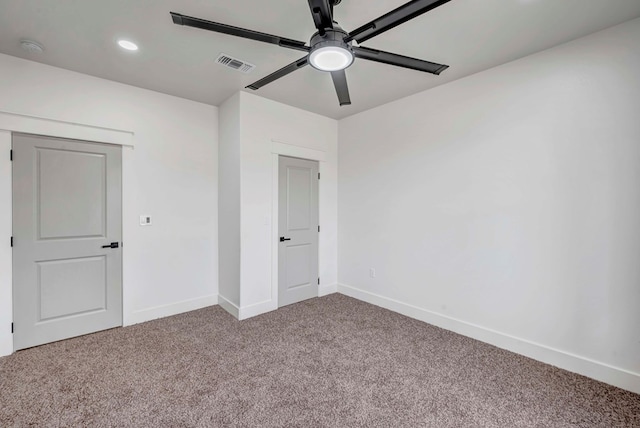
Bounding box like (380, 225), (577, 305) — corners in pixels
(140, 215), (152, 226)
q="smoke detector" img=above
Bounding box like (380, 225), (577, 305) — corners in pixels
(20, 39), (44, 54)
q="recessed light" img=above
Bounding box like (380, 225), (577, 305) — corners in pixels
(117, 39), (139, 51)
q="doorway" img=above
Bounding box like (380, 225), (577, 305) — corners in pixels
(278, 156), (319, 307)
(12, 133), (122, 350)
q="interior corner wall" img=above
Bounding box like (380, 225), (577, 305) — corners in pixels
(337, 18), (640, 393)
(238, 92), (338, 315)
(218, 93), (242, 309)
(0, 53), (219, 354)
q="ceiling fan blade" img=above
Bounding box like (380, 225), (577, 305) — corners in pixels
(354, 46), (448, 75)
(307, 0), (334, 33)
(171, 12), (310, 53)
(246, 56), (310, 91)
(345, 0), (451, 44)
(330, 70), (351, 106)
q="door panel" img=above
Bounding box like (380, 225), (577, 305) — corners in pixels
(285, 244), (312, 288)
(38, 148), (106, 239)
(38, 256), (107, 321)
(286, 167), (312, 231)
(13, 134), (122, 350)
(278, 156), (319, 307)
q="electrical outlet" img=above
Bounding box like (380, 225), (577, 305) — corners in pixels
(369, 268), (376, 278)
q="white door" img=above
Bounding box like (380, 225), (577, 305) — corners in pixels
(12, 134), (122, 350)
(278, 156), (319, 307)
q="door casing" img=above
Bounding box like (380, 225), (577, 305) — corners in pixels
(0, 114), (133, 357)
(270, 148), (326, 313)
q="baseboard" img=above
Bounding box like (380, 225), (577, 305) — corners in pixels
(239, 299), (277, 321)
(319, 283), (338, 297)
(237, 284), (338, 320)
(126, 294), (218, 326)
(218, 294), (240, 319)
(337, 283), (640, 395)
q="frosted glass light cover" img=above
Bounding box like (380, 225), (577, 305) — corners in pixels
(309, 46), (353, 71)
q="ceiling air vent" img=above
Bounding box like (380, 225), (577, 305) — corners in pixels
(215, 53), (256, 74)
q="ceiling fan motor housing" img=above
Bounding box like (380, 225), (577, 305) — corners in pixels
(309, 27), (354, 71)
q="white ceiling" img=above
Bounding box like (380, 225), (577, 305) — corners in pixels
(1, 0), (639, 119)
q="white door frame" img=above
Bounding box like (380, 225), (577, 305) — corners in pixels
(270, 141), (326, 310)
(0, 109), (134, 356)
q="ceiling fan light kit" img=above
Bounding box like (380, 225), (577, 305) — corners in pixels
(171, 0), (452, 106)
(308, 27), (354, 71)
(309, 45), (353, 71)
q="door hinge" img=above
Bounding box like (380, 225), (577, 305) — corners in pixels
(11, 323), (13, 334)
(318, 277), (320, 285)
(10, 150), (13, 161)
(10, 237), (13, 247)
(318, 172), (320, 180)
(318, 225), (320, 232)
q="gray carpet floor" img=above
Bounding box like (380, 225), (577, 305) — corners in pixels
(0, 294), (638, 427)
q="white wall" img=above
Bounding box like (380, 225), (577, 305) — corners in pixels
(338, 18), (640, 393)
(218, 93), (241, 310)
(0, 53), (218, 355)
(238, 92), (338, 317)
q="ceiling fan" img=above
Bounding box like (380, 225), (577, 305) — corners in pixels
(171, 0), (452, 106)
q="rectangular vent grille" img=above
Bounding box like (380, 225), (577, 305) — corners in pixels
(215, 54), (256, 74)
